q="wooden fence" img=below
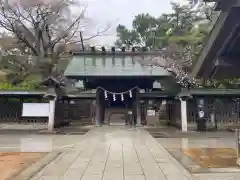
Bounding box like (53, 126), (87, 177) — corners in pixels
(1, 95), (239, 130)
(167, 97), (240, 130)
(0, 97), (92, 124)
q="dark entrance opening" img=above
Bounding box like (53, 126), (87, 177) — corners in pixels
(100, 88), (137, 126)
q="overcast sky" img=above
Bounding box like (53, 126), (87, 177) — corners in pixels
(82, 0), (188, 45)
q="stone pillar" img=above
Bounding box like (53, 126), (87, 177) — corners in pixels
(95, 88), (101, 126)
(180, 99), (188, 132)
(48, 99), (56, 131)
(136, 90), (141, 126)
(100, 98), (105, 125)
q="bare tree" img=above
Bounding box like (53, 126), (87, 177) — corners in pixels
(0, 0), (110, 82)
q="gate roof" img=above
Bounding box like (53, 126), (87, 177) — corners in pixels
(64, 52), (171, 79)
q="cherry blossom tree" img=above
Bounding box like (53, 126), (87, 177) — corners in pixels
(136, 44), (198, 88)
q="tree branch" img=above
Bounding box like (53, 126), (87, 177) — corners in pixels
(69, 24), (112, 44)
(134, 48), (198, 88)
(52, 7), (87, 46)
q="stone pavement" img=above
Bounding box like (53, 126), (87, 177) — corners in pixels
(30, 126), (194, 180)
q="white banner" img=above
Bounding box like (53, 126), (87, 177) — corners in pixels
(22, 103), (50, 117)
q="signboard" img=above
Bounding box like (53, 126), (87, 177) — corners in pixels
(147, 110), (155, 116)
(198, 111), (205, 118)
(22, 103), (50, 117)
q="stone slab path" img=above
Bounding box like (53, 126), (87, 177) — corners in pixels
(30, 127), (194, 180)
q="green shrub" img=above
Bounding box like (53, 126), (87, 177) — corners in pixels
(0, 82), (39, 90)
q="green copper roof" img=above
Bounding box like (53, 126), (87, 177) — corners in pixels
(64, 55), (171, 77)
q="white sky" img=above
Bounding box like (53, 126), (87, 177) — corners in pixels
(82, 0), (188, 45)
(1, 0), (189, 46)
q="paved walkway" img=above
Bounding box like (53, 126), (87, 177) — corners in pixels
(30, 127), (193, 180)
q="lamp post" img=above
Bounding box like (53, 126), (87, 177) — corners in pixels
(79, 27), (85, 51)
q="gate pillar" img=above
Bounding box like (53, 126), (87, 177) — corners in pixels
(136, 89), (141, 126)
(178, 89), (192, 132)
(180, 99), (188, 132)
(48, 98), (56, 131)
(95, 88), (101, 126)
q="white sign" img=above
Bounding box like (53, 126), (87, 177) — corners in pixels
(22, 103), (50, 117)
(147, 110), (155, 116)
(199, 111), (205, 118)
(128, 111), (132, 115)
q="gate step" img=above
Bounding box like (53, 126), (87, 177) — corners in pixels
(110, 122), (126, 126)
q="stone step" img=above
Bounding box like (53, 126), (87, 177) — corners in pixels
(110, 122), (126, 126)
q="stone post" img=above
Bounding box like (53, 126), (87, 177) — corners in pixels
(180, 99), (188, 132)
(48, 98), (56, 131)
(179, 88), (192, 132)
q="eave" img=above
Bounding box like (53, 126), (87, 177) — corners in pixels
(192, 8), (240, 78)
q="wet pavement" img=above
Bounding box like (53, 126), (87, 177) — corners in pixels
(156, 137), (236, 149)
(157, 137), (240, 179)
(0, 126), (240, 179)
(183, 148), (238, 169)
(0, 134), (86, 152)
(28, 126), (194, 180)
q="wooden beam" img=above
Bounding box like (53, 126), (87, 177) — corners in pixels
(216, 56), (240, 66)
(208, 56), (240, 78)
(214, 0), (236, 11)
(204, 0), (222, 2)
(192, 9), (240, 78)
(223, 26), (240, 55)
(191, 11), (229, 77)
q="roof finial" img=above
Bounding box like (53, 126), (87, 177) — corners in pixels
(132, 47), (136, 52)
(111, 47), (115, 53)
(91, 46), (96, 53)
(101, 46), (106, 52)
(142, 47), (147, 52)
